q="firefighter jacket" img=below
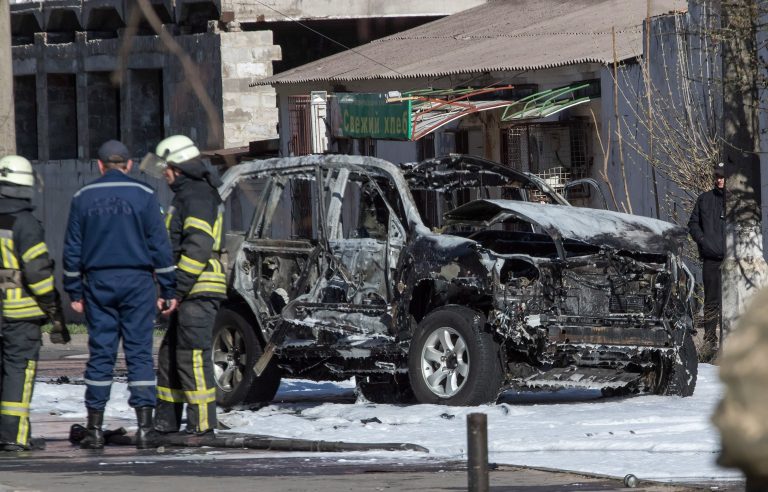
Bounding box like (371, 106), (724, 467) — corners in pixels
(166, 162), (226, 300)
(62, 169), (175, 301)
(0, 194), (61, 321)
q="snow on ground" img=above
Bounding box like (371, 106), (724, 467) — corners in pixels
(32, 363), (741, 482)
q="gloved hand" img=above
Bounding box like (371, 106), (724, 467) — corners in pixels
(49, 313), (71, 344)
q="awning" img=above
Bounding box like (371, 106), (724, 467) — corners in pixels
(501, 82), (599, 121)
(390, 86), (516, 141)
(328, 81), (600, 142)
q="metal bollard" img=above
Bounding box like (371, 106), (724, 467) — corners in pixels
(467, 413), (489, 492)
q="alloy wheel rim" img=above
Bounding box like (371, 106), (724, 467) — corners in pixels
(213, 325), (245, 392)
(420, 326), (469, 397)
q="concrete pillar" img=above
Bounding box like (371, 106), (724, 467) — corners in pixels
(75, 32), (89, 160)
(0, 0), (16, 156)
(120, 68), (132, 154)
(34, 33), (49, 162)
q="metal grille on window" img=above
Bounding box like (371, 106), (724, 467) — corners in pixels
(502, 120), (591, 201)
(288, 95), (312, 156)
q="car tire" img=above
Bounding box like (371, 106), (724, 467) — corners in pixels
(212, 307), (282, 408)
(408, 306), (504, 405)
(356, 373), (415, 404)
(655, 331), (698, 397)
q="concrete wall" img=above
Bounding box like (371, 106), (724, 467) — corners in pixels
(11, 27), (281, 157)
(219, 30), (281, 147)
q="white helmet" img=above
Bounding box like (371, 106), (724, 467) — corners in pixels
(155, 135), (200, 166)
(0, 155), (34, 187)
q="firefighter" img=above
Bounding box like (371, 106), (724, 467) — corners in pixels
(0, 155), (69, 452)
(62, 140), (176, 449)
(141, 135), (226, 435)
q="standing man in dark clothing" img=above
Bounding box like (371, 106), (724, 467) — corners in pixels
(141, 135), (225, 435)
(0, 155), (69, 452)
(63, 140), (177, 449)
(688, 162), (726, 357)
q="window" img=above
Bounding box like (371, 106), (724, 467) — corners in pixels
(288, 95), (312, 156)
(87, 72), (120, 158)
(130, 69), (163, 157)
(47, 74), (77, 159)
(14, 75), (37, 160)
(260, 177), (316, 241)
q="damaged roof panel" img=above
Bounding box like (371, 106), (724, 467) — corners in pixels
(257, 0), (687, 85)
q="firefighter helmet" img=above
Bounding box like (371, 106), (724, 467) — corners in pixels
(155, 135), (200, 166)
(0, 155), (34, 187)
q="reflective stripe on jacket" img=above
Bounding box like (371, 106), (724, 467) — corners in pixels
(0, 206), (58, 320)
(167, 176), (226, 299)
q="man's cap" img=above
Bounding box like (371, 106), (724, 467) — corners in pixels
(97, 140), (130, 163)
(714, 162), (725, 177)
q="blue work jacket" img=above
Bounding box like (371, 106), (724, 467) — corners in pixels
(62, 169), (175, 301)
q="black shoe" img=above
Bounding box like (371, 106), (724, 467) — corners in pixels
(1, 443), (27, 452)
(0, 437), (45, 451)
(184, 428), (215, 437)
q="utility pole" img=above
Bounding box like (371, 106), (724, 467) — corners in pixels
(720, 0), (768, 341)
(0, 0), (16, 156)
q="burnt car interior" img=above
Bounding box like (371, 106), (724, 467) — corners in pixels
(232, 163), (410, 347)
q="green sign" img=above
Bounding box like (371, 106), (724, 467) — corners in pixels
(334, 93), (412, 140)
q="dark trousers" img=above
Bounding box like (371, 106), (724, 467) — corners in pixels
(83, 269), (157, 411)
(0, 320), (42, 446)
(155, 297), (220, 434)
(702, 259), (722, 346)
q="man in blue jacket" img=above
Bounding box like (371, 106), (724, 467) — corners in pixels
(63, 140), (177, 449)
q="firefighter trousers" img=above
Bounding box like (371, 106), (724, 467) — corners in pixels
(83, 269), (157, 411)
(155, 297), (220, 434)
(0, 320), (42, 447)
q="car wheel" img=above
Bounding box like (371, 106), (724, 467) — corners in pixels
(408, 306), (504, 405)
(212, 307), (282, 408)
(654, 331), (698, 397)
(355, 373), (415, 404)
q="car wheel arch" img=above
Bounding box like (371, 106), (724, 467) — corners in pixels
(407, 279), (494, 326)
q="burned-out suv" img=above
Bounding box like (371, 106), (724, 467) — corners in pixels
(212, 154), (697, 407)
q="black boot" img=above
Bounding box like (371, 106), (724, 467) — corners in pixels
(80, 409), (105, 449)
(135, 406), (160, 449)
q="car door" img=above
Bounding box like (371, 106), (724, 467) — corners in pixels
(280, 166), (407, 348)
(233, 172), (326, 342)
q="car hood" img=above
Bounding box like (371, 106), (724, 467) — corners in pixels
(444, 199), (686, 256)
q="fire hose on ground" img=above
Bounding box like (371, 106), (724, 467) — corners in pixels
(68, 424), (429, 453)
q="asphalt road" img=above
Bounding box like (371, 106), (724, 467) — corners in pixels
(0, 335), (742, 492)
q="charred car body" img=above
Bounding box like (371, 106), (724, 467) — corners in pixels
(213, 154), (697, 407)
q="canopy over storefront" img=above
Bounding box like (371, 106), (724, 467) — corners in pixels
(328, 81), (600, 141)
